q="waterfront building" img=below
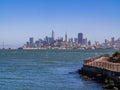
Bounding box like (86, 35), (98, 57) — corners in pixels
(78, 33), (83, 44)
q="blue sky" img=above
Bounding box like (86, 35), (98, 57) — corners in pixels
(0, 0), (120, 48)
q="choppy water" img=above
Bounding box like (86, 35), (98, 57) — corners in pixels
(0, 49), (115, 90)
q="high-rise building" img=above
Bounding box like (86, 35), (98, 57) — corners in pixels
(29, 37), (33, 43)
(26, 42), (29, 48)
(88, 40), (91, 46)
(83, 38), (87, 45)
(111, 37), (115, 44)
(52, 30), (55, 41)
(78, 33), (83, 44)
(29, 37), (34, 47)
(105, 39), (108, 44)
(65, 32), (67, 42)
(69, 38), (73, 43)
(35, 39), (42, 47)
(74, 38), (78, 43)
(45, 36), (49, 44)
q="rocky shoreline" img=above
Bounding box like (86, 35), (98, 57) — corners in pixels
(78, 65), (120, 90)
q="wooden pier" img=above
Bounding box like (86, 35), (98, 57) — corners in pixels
(79, 55), (120, 89)
(84, 56), (120, 72)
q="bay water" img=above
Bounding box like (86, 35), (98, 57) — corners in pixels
(0, 49), (115, 90)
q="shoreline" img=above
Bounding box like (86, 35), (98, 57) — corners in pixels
(0, 48), (116, 51)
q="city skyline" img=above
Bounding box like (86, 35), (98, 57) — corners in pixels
(0, 30), (119, 49)
(21, 31), (120, 50)
(0, 0), (120, 48)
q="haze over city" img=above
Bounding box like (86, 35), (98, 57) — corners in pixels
(0, 0), (120, 48)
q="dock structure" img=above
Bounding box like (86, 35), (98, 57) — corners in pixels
(84, 56), (120, 72)
(79, 55), (120, 89)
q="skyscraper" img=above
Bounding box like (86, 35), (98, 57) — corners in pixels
(52, 30), (55, 41)
(88, 40), (91, 46)
(29, 37), (34, 47)
(74, 38), (78, 43)
(105, 39), (108, 44)
(78, 33), (83, 44)
(30, 37), (33, 43)
(65, 32), (67, 42)
(83, 38), (87, 45)
(111, 37), (115, 44)
(26, 41), (29, 48)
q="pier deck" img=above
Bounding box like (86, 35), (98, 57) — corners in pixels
(84, 56), (120, 72)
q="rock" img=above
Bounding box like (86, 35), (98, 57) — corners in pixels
(113, 87), (118, 90)
(104, 79), (108, 84)
(82, 75), (89, 80)
(91, 77), (95, 80)
(78, 69), (82, 74)
(96, 74), (102, 77)
(69, 72), (74, 74)
(102, 84), (109, 89)
(102, 84), (114, 89)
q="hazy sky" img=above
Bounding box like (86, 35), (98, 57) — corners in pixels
(0, 0), (120, 48)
